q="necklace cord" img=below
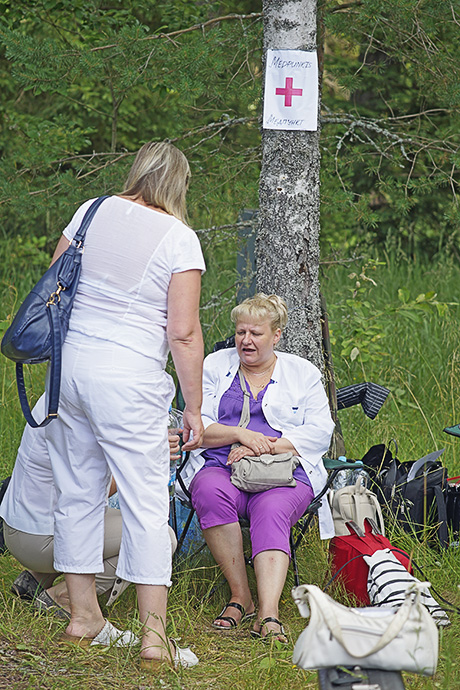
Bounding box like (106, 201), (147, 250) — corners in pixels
(240, 355), (276, 377)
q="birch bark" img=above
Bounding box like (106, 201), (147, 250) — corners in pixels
(257, 0), (322, 369)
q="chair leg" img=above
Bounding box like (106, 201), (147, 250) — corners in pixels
(174, 504), (196, 557)
(170, 496), (177, 537)
(290, 530), (300, 588)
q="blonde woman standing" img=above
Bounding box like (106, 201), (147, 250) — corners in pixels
(46, 142), (205, 667)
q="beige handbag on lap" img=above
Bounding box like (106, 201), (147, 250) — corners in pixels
(229, 368), (299, 493)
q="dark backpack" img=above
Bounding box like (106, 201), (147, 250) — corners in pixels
(362, 444), (449, 549)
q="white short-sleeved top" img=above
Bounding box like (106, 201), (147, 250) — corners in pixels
(62, 196), (206, 367)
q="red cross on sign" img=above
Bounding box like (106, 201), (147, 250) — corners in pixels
(275, 77), (303, 107)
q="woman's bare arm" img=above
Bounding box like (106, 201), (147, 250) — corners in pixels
(50, 234), (69, 266)
(167, 269), (204, 450)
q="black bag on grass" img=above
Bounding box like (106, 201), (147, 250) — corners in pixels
(361, 444), (449, 549)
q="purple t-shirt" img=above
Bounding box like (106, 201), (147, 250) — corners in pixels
(202, 371), (310, 486)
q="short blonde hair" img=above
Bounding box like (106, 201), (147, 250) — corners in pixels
(122, 141), (190, 223)
(231, 293), (288, 332)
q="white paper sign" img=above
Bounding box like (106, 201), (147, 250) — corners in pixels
(263, 49), (318, 131)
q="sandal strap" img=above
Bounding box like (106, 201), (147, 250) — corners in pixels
(214, 601), (246, 628)
(259, 616), (285, 633)
(217, 601), (246, 618)
(214, 615), (237, 627)
(224, 601), (246, 616)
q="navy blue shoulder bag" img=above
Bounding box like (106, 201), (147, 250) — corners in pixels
(1, 196), (108, 427)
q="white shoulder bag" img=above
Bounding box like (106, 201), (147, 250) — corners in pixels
(291, 583), (438, 675)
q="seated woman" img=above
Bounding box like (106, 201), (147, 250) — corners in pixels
(180, 293), (335, 642)
(0, 395), (178, 630)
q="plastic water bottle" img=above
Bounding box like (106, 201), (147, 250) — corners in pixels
(351, 460), (370, 488)
(168, 407), (183, 499)
(331, 456), (354, 489)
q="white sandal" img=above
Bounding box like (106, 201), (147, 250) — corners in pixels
(90, 620), (139, 647)
(140, 639), (199, 670)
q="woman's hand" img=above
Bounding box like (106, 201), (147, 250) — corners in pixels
(168, 433), (181, 461)
(226, 445), (254, 465)
(237, 429), (278, 456)
(181, 408), (204, 451)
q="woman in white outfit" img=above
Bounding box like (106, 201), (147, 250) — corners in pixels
(45, 142), (205, 668)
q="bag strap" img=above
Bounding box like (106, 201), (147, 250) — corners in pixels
(409, 555), (460, 615)
(176, 450), (192, 501)
(15, 196), (108, 428)
(236, 368), (251, 429)
(16, 305), (62, 428)
(308, 584), (413, 657)
(71, 195), (109, 248)
(354, 485), (386, 535)
(324, 553), (365, 593)
(433, 484), (449, 549)
(229, 369), (252, 453)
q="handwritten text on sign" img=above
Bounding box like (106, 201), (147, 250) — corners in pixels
(263, 49), (318, 131)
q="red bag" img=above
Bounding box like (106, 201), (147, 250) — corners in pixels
(328, 518), (413, 605)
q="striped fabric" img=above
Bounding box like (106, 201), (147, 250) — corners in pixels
(363, 548), (450, 627)
(336, 382), (390, 420)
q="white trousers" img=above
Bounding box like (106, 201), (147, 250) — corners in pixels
(45, 334), (175, 585)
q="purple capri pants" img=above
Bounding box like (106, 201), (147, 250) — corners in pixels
(190, 466), (314, 559)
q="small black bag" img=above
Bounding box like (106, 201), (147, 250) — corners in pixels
(1, 196), (108, 427)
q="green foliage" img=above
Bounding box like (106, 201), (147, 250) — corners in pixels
(320, 0), (460, 255)
(328, 258), (457, 366)
(322, 253), (460, 471)
(1, 5), (460, 686)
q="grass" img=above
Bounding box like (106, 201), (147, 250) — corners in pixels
(1, 251), (460, 688)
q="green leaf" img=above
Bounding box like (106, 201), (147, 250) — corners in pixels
(259, 657), (276, 669)
(350, 347), (360, 361)
(398, 288), (410, 303)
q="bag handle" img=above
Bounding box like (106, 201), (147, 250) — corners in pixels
(307, 584), (414, 658)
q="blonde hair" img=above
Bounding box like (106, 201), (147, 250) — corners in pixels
(231, 293), (288, 332)
(121, 141), (190, 223)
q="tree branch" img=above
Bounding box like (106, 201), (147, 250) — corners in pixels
(89, 12), (263, 53)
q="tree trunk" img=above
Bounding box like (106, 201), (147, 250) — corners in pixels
(257, 0), (322, 369)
